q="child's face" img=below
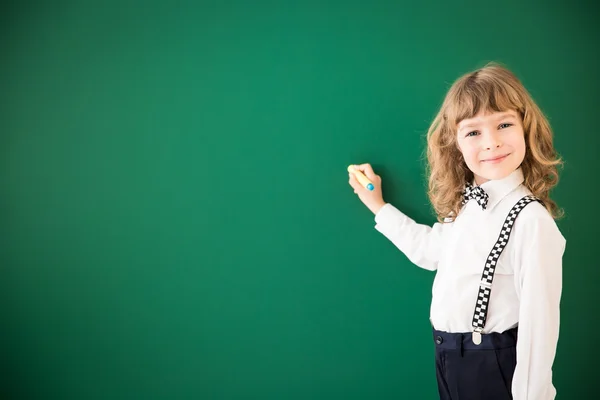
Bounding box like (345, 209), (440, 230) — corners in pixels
(456, 109), (525, 185)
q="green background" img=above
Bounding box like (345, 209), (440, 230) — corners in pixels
(1, 1), (598, 399)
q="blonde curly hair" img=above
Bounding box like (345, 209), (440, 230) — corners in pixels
(426, 62), (563, 222)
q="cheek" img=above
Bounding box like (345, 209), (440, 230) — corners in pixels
(514, 129), (526, 147)
(457, 139), (480, 165)
(464, 152), (479, 167)
(513, 135), (526, 155)
(459, 143), (478, 162)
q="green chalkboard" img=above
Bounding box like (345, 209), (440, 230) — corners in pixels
(1, 1), (599, 399)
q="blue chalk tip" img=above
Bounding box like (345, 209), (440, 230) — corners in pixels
(367, 183), (374, 191)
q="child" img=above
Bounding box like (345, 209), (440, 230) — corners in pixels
(348, 63), (566, 400)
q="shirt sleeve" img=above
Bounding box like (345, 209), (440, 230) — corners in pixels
(511, 212), (566, 400)
(373, 203), (451, 271)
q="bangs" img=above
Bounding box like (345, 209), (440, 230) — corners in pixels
(445, 73), (525, 126)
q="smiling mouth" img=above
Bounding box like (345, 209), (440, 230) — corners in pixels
(482, 154), (510, 162)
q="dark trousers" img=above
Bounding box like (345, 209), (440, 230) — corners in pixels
(433, 327), (518, 400)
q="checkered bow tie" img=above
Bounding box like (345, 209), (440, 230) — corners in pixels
(462, 183), (489, 210)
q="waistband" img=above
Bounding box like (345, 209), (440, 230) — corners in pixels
(432, 327), (518, 351)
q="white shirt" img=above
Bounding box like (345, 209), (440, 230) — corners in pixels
(373, 168), (565, 400)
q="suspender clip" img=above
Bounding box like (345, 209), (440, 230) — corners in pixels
(472, 329), (482, 345)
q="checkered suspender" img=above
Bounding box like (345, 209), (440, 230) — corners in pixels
(470, 195), (542, 345)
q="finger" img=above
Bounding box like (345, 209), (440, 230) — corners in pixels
(355, 163), (377, 180)
(348, 173), (361, 190)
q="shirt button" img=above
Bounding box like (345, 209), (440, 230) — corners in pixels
(435, 335), (443, 345)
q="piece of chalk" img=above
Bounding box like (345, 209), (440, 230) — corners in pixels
(348, 165), (374, 191)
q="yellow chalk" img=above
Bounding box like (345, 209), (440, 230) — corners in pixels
(348, 165), (374, 191)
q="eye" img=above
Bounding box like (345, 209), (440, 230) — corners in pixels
(499, 122), (513, 129)
(465, 131), (479, 138)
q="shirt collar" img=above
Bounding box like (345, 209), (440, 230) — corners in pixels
(476, 168), (524, 211)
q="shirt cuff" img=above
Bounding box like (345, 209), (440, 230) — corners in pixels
(374, 203), (408, 231)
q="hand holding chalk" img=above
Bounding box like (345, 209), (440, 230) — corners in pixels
(347, 163), (386, 215)
(347, 165), (374, 191)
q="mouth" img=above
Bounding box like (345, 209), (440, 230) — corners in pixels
(482, 153), (510, 163)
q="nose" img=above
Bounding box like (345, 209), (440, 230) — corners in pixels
(482, 131), (502, 149)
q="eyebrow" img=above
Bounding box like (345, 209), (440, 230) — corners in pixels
(458, 112), (518, 130)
